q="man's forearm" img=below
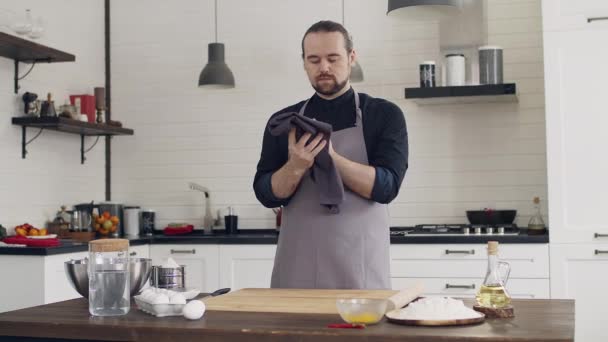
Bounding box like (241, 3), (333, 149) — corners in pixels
(271, 162), (306, 199)
(331, 151), (375, 199)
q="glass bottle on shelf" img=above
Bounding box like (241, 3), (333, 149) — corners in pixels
(476, 241), (512, 308)
(527, 196), (546, 234)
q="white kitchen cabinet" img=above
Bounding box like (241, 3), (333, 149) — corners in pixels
(543, 22), (608, 243)
(218, 245), (276, 290)
(0, 251), (88, 313)
(390, 244), (550, 299)
(542, 0), (608, 31)
(391, 278), (550, 299)
(43, 251), (88, 305)
(129, 244), (149, 259)
(550, 244), (608, 342)
(149, 245), (219, 293)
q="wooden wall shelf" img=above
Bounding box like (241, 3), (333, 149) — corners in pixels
(12, 116), (134, 164)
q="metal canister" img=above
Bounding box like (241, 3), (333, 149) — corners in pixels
(478, 46), (503, 84)
(151, 265), (185, 289)
(140, 209), (155, 236)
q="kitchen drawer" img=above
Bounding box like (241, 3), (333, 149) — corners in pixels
(129, 244), (149, 258)
(390, 244), (549, 278)
(391, 277), (550, 299)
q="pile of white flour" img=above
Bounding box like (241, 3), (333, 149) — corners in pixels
(392, 297), (482, 320)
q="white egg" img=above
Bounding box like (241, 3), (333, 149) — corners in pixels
(151, 294), (170, 305)
(182, 300), (205, 320)
(170, 293), (186, 304)
(140, 289), (155, 298)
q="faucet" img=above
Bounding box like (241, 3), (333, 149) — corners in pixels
(188, 182), (218, 233)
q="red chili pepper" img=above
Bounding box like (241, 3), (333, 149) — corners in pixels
(327, 323), (366, 329)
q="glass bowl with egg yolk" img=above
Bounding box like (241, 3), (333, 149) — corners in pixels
(336, 298), (388, 325)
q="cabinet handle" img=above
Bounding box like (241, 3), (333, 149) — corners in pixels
(445, 249), (475, 255)
(594, 250), (608, 255)
(170, 249), (196, 254)
(129, 252), (137, 256)
(587, 17), (608, 23)
(594, 233), (608, 239)
(445, 284), (476, 290)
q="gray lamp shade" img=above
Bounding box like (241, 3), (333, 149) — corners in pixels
(387, 0), (459, 19)
(198, 43), (235, 88)
(350, 61), (364, 83)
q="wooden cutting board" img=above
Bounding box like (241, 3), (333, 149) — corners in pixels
(203, 288), (397, 314)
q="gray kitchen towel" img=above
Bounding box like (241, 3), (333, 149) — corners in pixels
(268, 112), (344, 213)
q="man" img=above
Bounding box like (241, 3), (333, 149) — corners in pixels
(253, 21), (408, 289)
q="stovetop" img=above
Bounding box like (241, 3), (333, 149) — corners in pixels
(390, 224), (520, 237)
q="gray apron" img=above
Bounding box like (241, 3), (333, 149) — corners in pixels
(270, 91), (391, 289)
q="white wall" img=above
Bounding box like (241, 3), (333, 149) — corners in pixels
(111, 0), (547, 229)
(0, 0), (105, 233)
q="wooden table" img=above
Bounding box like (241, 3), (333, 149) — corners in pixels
(0, 297), (574, 342)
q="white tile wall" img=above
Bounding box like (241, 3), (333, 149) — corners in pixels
(111, 0), (547, 229)
(0, 0), (105, 233)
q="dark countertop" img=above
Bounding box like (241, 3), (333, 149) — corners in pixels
(0, 296), (574, 342)
(0, 228), (549, 256)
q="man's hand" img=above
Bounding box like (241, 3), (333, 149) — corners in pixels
(286, 128), (327, 175)
(329, 140), (376, 199)
(271, 128), (326, 199)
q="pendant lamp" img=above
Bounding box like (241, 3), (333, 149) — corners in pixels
(198, 0), (235, 88)
(387, 0), (459, 20)
(343, 0), (363, 83)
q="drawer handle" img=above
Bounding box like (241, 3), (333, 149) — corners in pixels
(170, 249), (196, 254)
(129, 252), (137, 256)
(445, 284), (476, 290)
(587, 17), (608, 23)
(595, 250), (608, 255)
(445, 249), (475, 255)
(594, 233), (608, 239)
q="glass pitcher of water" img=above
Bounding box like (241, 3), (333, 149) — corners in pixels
(88, 239), (130, 316)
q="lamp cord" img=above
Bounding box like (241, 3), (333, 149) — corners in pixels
(215, 0), (218, 42)
(342, 0), (345, 26)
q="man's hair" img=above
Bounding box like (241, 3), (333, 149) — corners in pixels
(301, 20), (353, 59)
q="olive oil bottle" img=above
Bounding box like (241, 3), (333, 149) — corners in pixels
(475, 241), (512, 308)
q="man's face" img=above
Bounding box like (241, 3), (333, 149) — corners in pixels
(302, 31), (354, 97)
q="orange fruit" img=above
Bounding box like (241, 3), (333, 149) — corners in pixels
(110, 216), (119, 224)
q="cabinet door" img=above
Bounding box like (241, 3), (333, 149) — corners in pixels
(218, 245), (276, 290)
(44, 251), (89, 304)
(550, 244), (608, 342)
(149, 245), (219, 292)
(544, 28), (608, 242)
(542, 0), (608, 31)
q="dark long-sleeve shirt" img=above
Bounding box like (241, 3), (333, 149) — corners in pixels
(253, 88), (408, 208)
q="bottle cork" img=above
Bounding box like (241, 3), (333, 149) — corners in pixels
(89, 238), (129, 252)
(487, 241), (498, 255)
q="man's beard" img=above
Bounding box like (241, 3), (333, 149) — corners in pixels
(312, 73), (349, 96)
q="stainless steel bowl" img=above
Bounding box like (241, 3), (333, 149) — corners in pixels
(64, 257), (152, 299)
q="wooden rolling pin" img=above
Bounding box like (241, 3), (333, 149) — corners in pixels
(385, 282), (425, 312)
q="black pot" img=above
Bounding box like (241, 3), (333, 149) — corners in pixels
(466, 210), (516, 225)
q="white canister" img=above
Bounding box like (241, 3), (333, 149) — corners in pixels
(446, 54), (466, 86)
(123, 206), (141, 237)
